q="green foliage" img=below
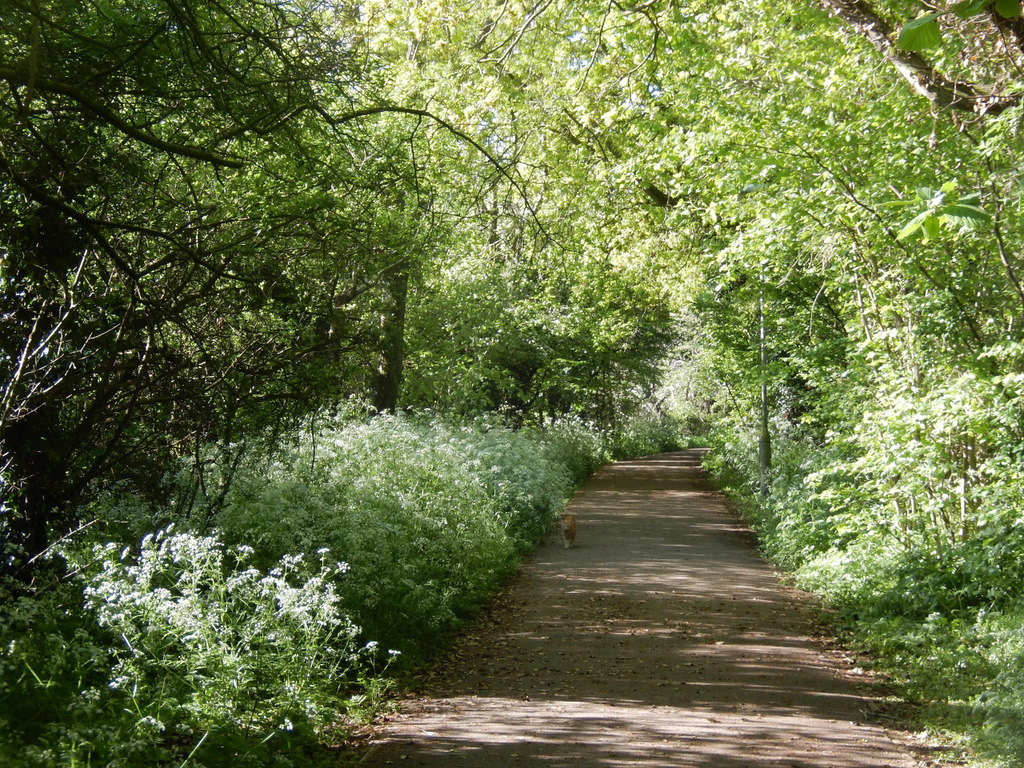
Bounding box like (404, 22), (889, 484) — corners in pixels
(2, 0), (684, 571)
(607, 416), (688, 460)
(0, 571), (116, 767)
(529, 416), (614, 482)
(897, 13), (943, 52)
(978, 607), (1024, 760)
(81, 531), (371, 736)
(9, 0), (1024, 766)
(217, 415), (529, 654)
(888, 182), (993, 243)
(702, 396), (1024, 766)
(403, 253), (677, 423)
(898, 0), (1023, 51)
(0, 0), (447, 566)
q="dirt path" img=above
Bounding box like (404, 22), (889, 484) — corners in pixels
(360, 450), (933, 767)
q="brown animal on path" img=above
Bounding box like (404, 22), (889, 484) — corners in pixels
(560, 513), (576, 548)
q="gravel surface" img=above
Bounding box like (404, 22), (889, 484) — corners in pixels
(359, 450), (935, 768)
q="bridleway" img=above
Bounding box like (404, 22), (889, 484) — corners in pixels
(359, 449), (932, 768)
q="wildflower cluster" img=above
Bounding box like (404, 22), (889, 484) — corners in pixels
(82, 529), (372, 739)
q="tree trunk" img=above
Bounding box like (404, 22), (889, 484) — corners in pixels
(373, 268), (409, 413)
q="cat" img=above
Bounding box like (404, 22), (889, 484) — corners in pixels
(560, 513), (576, 549)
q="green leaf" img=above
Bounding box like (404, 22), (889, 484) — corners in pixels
(941, 204), (992, 226)
(897, 210), (929, 241)
(897, 13), (942, 51)
(952, 0), (991, 18)
(923, 214), (941, 240)
(994, 0), (1021, 18)
(916, 186), (936, 202)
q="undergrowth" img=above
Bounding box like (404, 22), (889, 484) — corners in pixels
(701, 416), (1024, 768)
(0, 411), (683, 768)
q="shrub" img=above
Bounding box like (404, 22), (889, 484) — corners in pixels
(977, 606), (1024, 762)
(532, 415), (610, 481)
(443, 420), (576, 547)
(0, 569), (120, 768)
(81, 528), (374, 736)
(701, 403), (1024, 767)
(607, 416), (686, 460)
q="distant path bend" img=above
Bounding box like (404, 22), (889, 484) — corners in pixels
(361, 450), (931, 768)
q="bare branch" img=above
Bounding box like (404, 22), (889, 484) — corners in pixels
(0, 66), (247, 167)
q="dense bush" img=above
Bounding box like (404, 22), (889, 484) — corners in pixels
(607, 415), (688, 460)
(1, 536), (382, 768)
(529, 416), (610, 481)
(82, 531), (372, 736)
(0, 571), (117, 767)
(215, 413), (574, 655)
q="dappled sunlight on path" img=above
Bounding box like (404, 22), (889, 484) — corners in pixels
(361, 450), (931, 767)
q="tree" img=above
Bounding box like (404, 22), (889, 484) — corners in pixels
(354, 0), (684, 422)
(0, 0), (442, 567)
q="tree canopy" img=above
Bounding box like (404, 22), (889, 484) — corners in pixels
(0, 0), (679, 566)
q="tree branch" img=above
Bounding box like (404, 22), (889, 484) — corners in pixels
(0, 66), (246, 167)
(817, 0), (1016, 114)
(326, 105), (555, 244)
